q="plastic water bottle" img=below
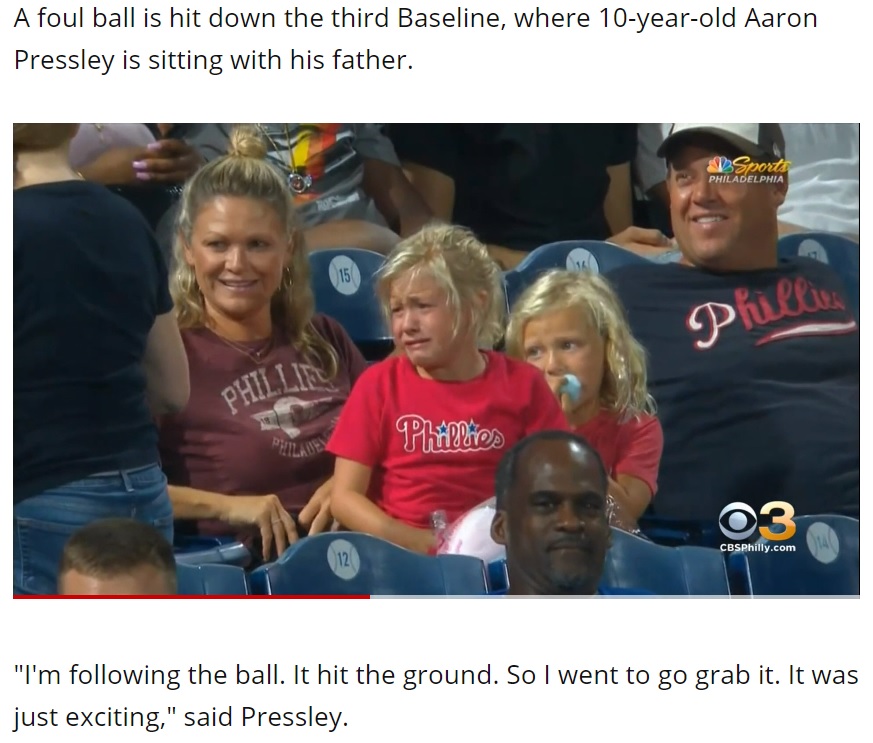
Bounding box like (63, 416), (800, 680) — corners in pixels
(606, 494), (617, 523)
(430, 510), (448, 549)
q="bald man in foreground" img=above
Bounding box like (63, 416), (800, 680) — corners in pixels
(491, 431), (613, 595)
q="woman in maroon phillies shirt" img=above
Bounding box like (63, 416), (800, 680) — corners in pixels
(159, 126), (367, 562)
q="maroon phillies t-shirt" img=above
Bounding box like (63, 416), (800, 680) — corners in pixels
(159, 315), (367, 539)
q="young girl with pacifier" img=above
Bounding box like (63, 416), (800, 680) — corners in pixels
(506, 270), (663, 531)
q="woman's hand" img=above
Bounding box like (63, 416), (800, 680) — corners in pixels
(79, 139), (202, 186)
(78, 145), (152, 185)
(298, 480), (334, 536)
(135, 139), (203, 183)
(220, 494), (298, 561)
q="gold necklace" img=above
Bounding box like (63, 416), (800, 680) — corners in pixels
(256, 123), (313, 195)
(211, 330), (275, 365)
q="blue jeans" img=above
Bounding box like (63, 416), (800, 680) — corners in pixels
(13, 463), (173, 595)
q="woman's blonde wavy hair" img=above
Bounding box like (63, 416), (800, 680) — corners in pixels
(376, 223), (506, 348)
(505, 270), (656, 418)
(171, 124), (338, 378)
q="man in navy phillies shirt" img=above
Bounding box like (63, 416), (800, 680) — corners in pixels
(608, 124), (859, 523)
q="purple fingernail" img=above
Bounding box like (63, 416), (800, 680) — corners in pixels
(132, 160), (147, 169)
(136, 172), (151, 181)
(147, 141), (162, 151)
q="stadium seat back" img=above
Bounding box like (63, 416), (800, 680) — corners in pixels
(250, 533), (489, 595)
(637, 515), (723, 548)
(308, 248), (392, 358)
(174, 535), (233, 551)
(504, 240), (647, 310)
(601, 528), (730, 595)
(728, 515), (859, 596)
(176, 563), (251, 595)
(174, 542), (252, 568)
(487, 559), (510, 593)
(777, 232), (860, 317)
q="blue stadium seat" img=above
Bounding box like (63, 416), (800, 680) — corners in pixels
(487, 559), (509, 593)
(250, 533), (490, 595)
(728, 515), (859, 596)
(504, 240), (647, 310)
(174, 541), (252, 568)
(176, 564), (251, 596)
(484, 556), (655, 596)
(601, 528), (730, 595)
(308, 248), (392, 359)
(637, 515), (723, 548)
(174, 535), (233, 551)
(777, 232), (860, 317)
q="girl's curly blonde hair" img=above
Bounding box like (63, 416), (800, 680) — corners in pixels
(506, 269), (655, 418)
(376, 223), (506, 348)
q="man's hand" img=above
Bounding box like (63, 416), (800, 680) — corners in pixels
(608, 226), (675, 258)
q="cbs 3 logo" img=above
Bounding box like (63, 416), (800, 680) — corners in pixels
(718, 501), (797, 541)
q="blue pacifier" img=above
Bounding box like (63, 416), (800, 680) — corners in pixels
(559, 374), (582, 403)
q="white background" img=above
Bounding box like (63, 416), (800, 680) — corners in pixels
(7, 599), (867, 740)
(4, 1), (867, 740)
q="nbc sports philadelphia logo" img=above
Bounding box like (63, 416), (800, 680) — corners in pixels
(706, 156), (790, 184)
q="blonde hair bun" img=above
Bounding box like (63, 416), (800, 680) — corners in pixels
(227, 124), (268, 160)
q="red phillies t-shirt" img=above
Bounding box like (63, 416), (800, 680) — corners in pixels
(575, 410), (663, 495)
(159, 315), (367, 538)
(327, 351), (569, 528)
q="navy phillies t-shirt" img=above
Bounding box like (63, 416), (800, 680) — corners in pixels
(608, 258), (859, 521)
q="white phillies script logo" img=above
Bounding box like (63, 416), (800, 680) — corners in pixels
(396, 415), (506, 454)
(686, 302), (737, 350)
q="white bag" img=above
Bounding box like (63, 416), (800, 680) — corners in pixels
(436, 497), (506, 563)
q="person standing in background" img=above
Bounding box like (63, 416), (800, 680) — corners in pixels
(390, 124), (673, 268)
(71, 123), (204, 263)
(187, 123), (433, 255)
(14, 124), (190, 595)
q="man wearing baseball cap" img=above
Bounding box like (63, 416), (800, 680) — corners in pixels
(607, 124), (859, 530)
(637, 123), (859, 240)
